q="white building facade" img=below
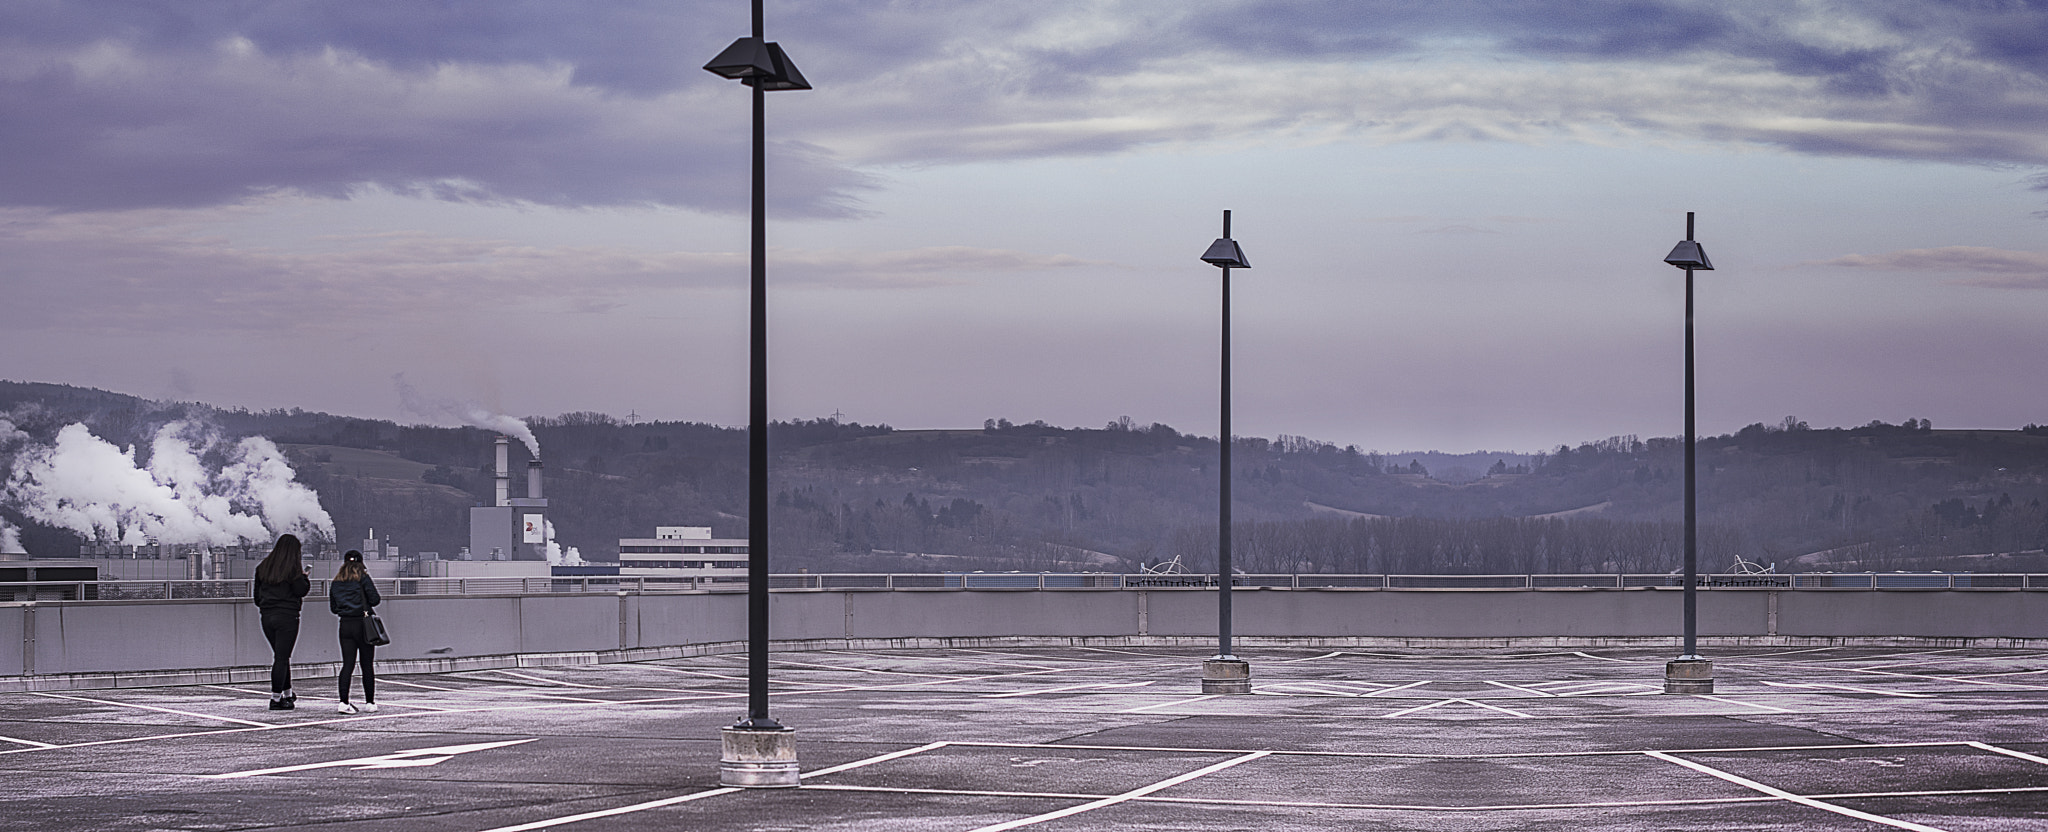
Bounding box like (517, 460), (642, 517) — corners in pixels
(617, 526), (749, 583)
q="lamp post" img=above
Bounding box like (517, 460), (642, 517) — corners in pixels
(1662, 211), (1714, 695)
(1199, 210), (1251, 695)
(703, 0), (810, 786)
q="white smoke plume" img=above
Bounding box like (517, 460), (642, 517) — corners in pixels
(0, 421), (30, 553)
(393, 373), (540, 458)
(543, 519), (583, 567)
(0, 517), (23, 555)
(0, 420), (334, 546)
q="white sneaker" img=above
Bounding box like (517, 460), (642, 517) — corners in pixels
(337, 702), (357, 715)
(360, 702), (379, 713)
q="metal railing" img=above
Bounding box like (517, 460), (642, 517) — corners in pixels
(1, 571), (2044, 602)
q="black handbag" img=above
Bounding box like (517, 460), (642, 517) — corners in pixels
(364, 611), (391, 647)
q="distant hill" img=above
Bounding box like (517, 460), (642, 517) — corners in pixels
(3, 380), (2046, 573)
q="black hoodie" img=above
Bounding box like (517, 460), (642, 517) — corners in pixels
(253, 573), (310, 614)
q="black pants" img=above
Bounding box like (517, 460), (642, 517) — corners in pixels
(259, 612), (299, 694)
(338, 616), (376, 704)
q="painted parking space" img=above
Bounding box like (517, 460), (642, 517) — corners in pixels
(0, 645), (2037, 830)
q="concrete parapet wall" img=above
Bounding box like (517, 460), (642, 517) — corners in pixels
(3, 587), (2046, 690)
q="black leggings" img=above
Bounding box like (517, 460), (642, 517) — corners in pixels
(260, 613), (299, 694)
(338, 617), (376, 704)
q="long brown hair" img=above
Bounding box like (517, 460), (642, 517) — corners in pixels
(334, 549), (368, 583)
(255, 534), (303, 584)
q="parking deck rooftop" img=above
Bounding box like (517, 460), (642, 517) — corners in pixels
(3, 645), (2045, 830)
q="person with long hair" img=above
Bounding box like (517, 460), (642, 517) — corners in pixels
(329, 549), (382, 714)
(252, 534), (310, 710)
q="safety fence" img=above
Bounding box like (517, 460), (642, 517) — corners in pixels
(2, 572), (2044, 602)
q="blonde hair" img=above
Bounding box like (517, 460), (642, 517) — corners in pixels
(334, 550), (368, 583)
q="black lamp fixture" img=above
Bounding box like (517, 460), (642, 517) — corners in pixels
(704, 0), (810, 788)
(1662, 211), (1714, 696)
(704, 37), (811, 90)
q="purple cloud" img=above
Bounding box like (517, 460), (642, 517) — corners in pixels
(4, 2), (2048, 214)
(1814, 246), (2048, 289)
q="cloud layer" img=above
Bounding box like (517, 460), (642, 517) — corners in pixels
(4, 2), (2047, 213)
(0, 206), (1104, 331)
(1817, 246), (2048, 289)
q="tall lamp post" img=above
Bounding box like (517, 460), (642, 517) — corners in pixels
(1199, 211), (1252, 695)
(703, 0), (811, 786)
(1662, 211), (1714, 695)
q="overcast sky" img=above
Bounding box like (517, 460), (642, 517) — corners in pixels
(4, 1), (2047, 453)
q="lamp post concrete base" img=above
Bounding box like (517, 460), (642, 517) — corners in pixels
(719, 726), (799, 788)
(1664, 658), (1714, 694)
(1201, 658), (1251, 694)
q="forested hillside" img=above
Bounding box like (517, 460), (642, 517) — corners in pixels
(3, 381), (2045, 573)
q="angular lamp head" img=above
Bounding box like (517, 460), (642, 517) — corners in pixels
(746, 42), (811, 91)
(1200, 238), (1250, 269)
(704, 37), (778, 80)
(1663, 240), (1713, 270)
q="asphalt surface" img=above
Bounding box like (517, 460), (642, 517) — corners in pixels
(2, 645), (2045, 830)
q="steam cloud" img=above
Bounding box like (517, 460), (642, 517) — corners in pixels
(0, 517), (22, 555)
(543, 519), (583, 567)
(393, 373), (540, 458)
(0, 419), (334, 548)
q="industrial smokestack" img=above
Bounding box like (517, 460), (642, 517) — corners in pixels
(494, 436), (511, 507)
(527, 458), (543, 501)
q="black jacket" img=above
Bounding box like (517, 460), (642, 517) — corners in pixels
(329, 577), (381, 618)
(253, 573), (311, 615)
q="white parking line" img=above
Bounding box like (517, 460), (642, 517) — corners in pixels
(206, 739), (537, 779)
(944, 648), (1124, 666)
(1378, 699), (1459, 718)
(474, 742), (954, 832)
(1362, 680), (1433, 696)
(1278, 651), (1346, 664)
(1723, 646), (1847, 659)
(28, 692), (275, 728)
(804, 781), (2048, 813)
(1072, 646), (1188, 659)
(1695, 695), (1795, 713)
(964, 751), (1271, 832)
(379, 679), (611, 704)
(1760, 681), (1933, 698)
(1954, 669), (2048, 679)
(946, 737), (1985, 761)
(1254, 681), (1389, 697)
(1804, 648), (1965, 666)
(626, 663), (843, 687)
(1849, 650), (1971, 669)
(1836, 665), (2048, 691)
(475, 788), (742, 832)
(1643, 750), (1947, 832)
(1121, 695), (1220, 713)
(1967, 741), (2048, 767)
(1543, 682), (1661, 697)
(1377, 698), (1534, 719)
(467, 670), (612, 689)
(1462, 699), (1537, 718)
(197, 683), (462, 712)
(769, 658), (956, 679)
(980, 682), (1153, 698)
(803, 741), (951, 777)
(0, 734), (55, 748)
(1484, 681), (1557, 697)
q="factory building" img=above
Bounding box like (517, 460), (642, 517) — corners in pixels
(618, 526), (749, 582)
(468, 436), (550, 561)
